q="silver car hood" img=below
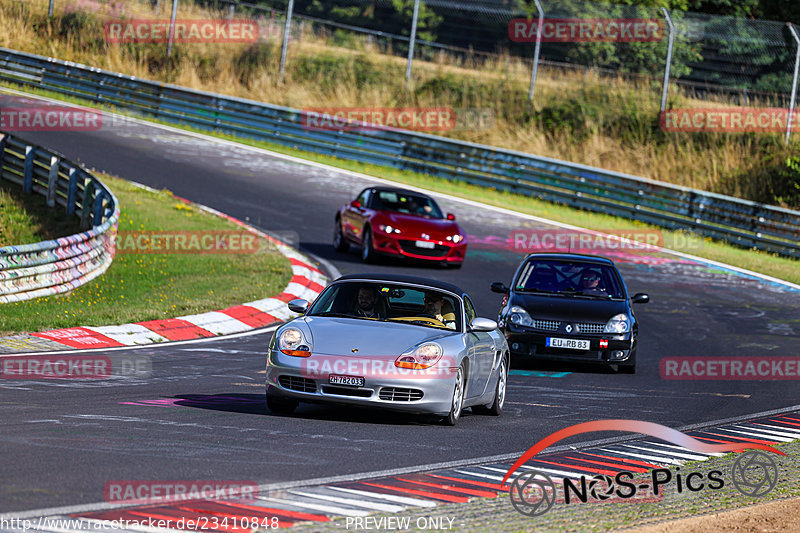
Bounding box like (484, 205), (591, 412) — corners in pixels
(303, 316), (453, 355)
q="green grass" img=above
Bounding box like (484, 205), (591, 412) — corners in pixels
(0, 174), (292, 335)
(0, 181), (82, 246)
(3, 82), (799, 289)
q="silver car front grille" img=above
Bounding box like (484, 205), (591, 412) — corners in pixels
(530, 319), (605, 334)
(379, 387), (424, 402)
(278, 375), (317, 393)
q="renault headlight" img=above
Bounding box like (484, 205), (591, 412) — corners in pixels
(509, 305), (533, 327)
(604, 313), (630, 334)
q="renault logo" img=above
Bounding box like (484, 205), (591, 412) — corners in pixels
(565, 324), (573, 333)
(421, 233), (430, 240)
(351, 348), (359, 353)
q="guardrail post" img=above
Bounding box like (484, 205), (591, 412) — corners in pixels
(80, 179), (96, 229)
(786, 23), (800, 145)
(405, 0), (420, 86)
(47, 155), (59, 207)
(660, 8), (675, 112)
(93, 190), (106, 226)
(66, 167), (78, 215)
(528, 0), (544, 102)
(23, 145), (35, 193)
(279, 0), (295, 83)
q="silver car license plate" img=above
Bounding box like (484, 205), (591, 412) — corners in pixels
(329, 374), (365, 387)
(546, 337), (590, 350)
(415, 240), (435, 249)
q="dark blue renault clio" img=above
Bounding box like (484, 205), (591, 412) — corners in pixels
(491, 253), (649, 373)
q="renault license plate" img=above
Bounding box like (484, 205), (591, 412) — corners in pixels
(546, 337), (590, 350)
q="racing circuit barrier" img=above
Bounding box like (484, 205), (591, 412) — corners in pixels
(0, 131), (119, 303)
(1, 46), (799, 258)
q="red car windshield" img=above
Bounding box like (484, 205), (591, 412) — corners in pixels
(370, 191), (444, 219)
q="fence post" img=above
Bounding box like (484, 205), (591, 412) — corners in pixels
(167, 0), (178, 58)
(228, 1), (235, 20)
(23, 146), (35, 193)
(528, 0), (544, 102)
(0, 134), (6, 182)
(80, 179), (95, 229)
(279, 0), (295, 83)
(405, 0), (420, 85)
(786, 23), (800, 145)
(47, 156), (59, 207)
(48, 0), (54, 17)
(93, 191), (106, 226)
(66, 167), (78, 215)
(660, 8), (675, 112)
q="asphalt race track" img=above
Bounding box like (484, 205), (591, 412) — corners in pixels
(1, 92), (799, 513)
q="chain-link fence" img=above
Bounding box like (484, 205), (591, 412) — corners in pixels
(31, 0), (800, 141)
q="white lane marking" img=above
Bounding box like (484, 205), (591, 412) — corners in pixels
(2, 86), (796, 293)
(634, 440), (726, 457)
(714, 427), (792, 442)
(327, 487), (436, 508)
(291, 265), (328, 286)
(750, 423), (800, 439)
(0, 326), (279, 358)
(620, 444), (710, 462)
(176, 311), (252, 335)
(476, 465), (580, 481)
(451, 469), (506, 482)
(256, 496), (369, 517)
(84, 325), (168, 346)
(286, 489), (405, 512)
(595, 447), (680, 466)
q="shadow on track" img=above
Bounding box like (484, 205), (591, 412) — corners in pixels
(173, 393), (442, 425)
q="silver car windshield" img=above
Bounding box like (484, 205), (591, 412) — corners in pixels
(308, 281), (462, 331)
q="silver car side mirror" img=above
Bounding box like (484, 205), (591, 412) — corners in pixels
(470, 317), (497, 332)
(288, 299), (309, 314)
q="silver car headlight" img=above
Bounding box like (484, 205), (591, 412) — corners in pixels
(509, 305), (533, 327)
(279, 328), (312, 357)
(604, 313), (631, 334)
(395, 343), (443, 369)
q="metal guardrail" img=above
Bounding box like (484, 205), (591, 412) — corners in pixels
(1, 46), (798, 258)
(0, 131), (119, 304)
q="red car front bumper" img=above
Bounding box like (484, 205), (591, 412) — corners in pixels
(371, 233), (467, 264)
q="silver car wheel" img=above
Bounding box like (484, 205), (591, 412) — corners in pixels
(497, 359), (507, 410)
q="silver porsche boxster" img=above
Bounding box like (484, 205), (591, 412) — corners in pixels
(265, 273), (509, 425)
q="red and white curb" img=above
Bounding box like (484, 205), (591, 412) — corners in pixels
(0, 196), (328, 352)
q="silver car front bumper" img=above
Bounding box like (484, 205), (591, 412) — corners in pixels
(265, 349), (458, 416)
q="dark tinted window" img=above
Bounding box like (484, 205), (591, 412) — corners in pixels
(514, 259), (625, 299)
(371, 191), (443, 219)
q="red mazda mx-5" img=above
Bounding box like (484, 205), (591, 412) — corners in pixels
(334, 186), (467, 267)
